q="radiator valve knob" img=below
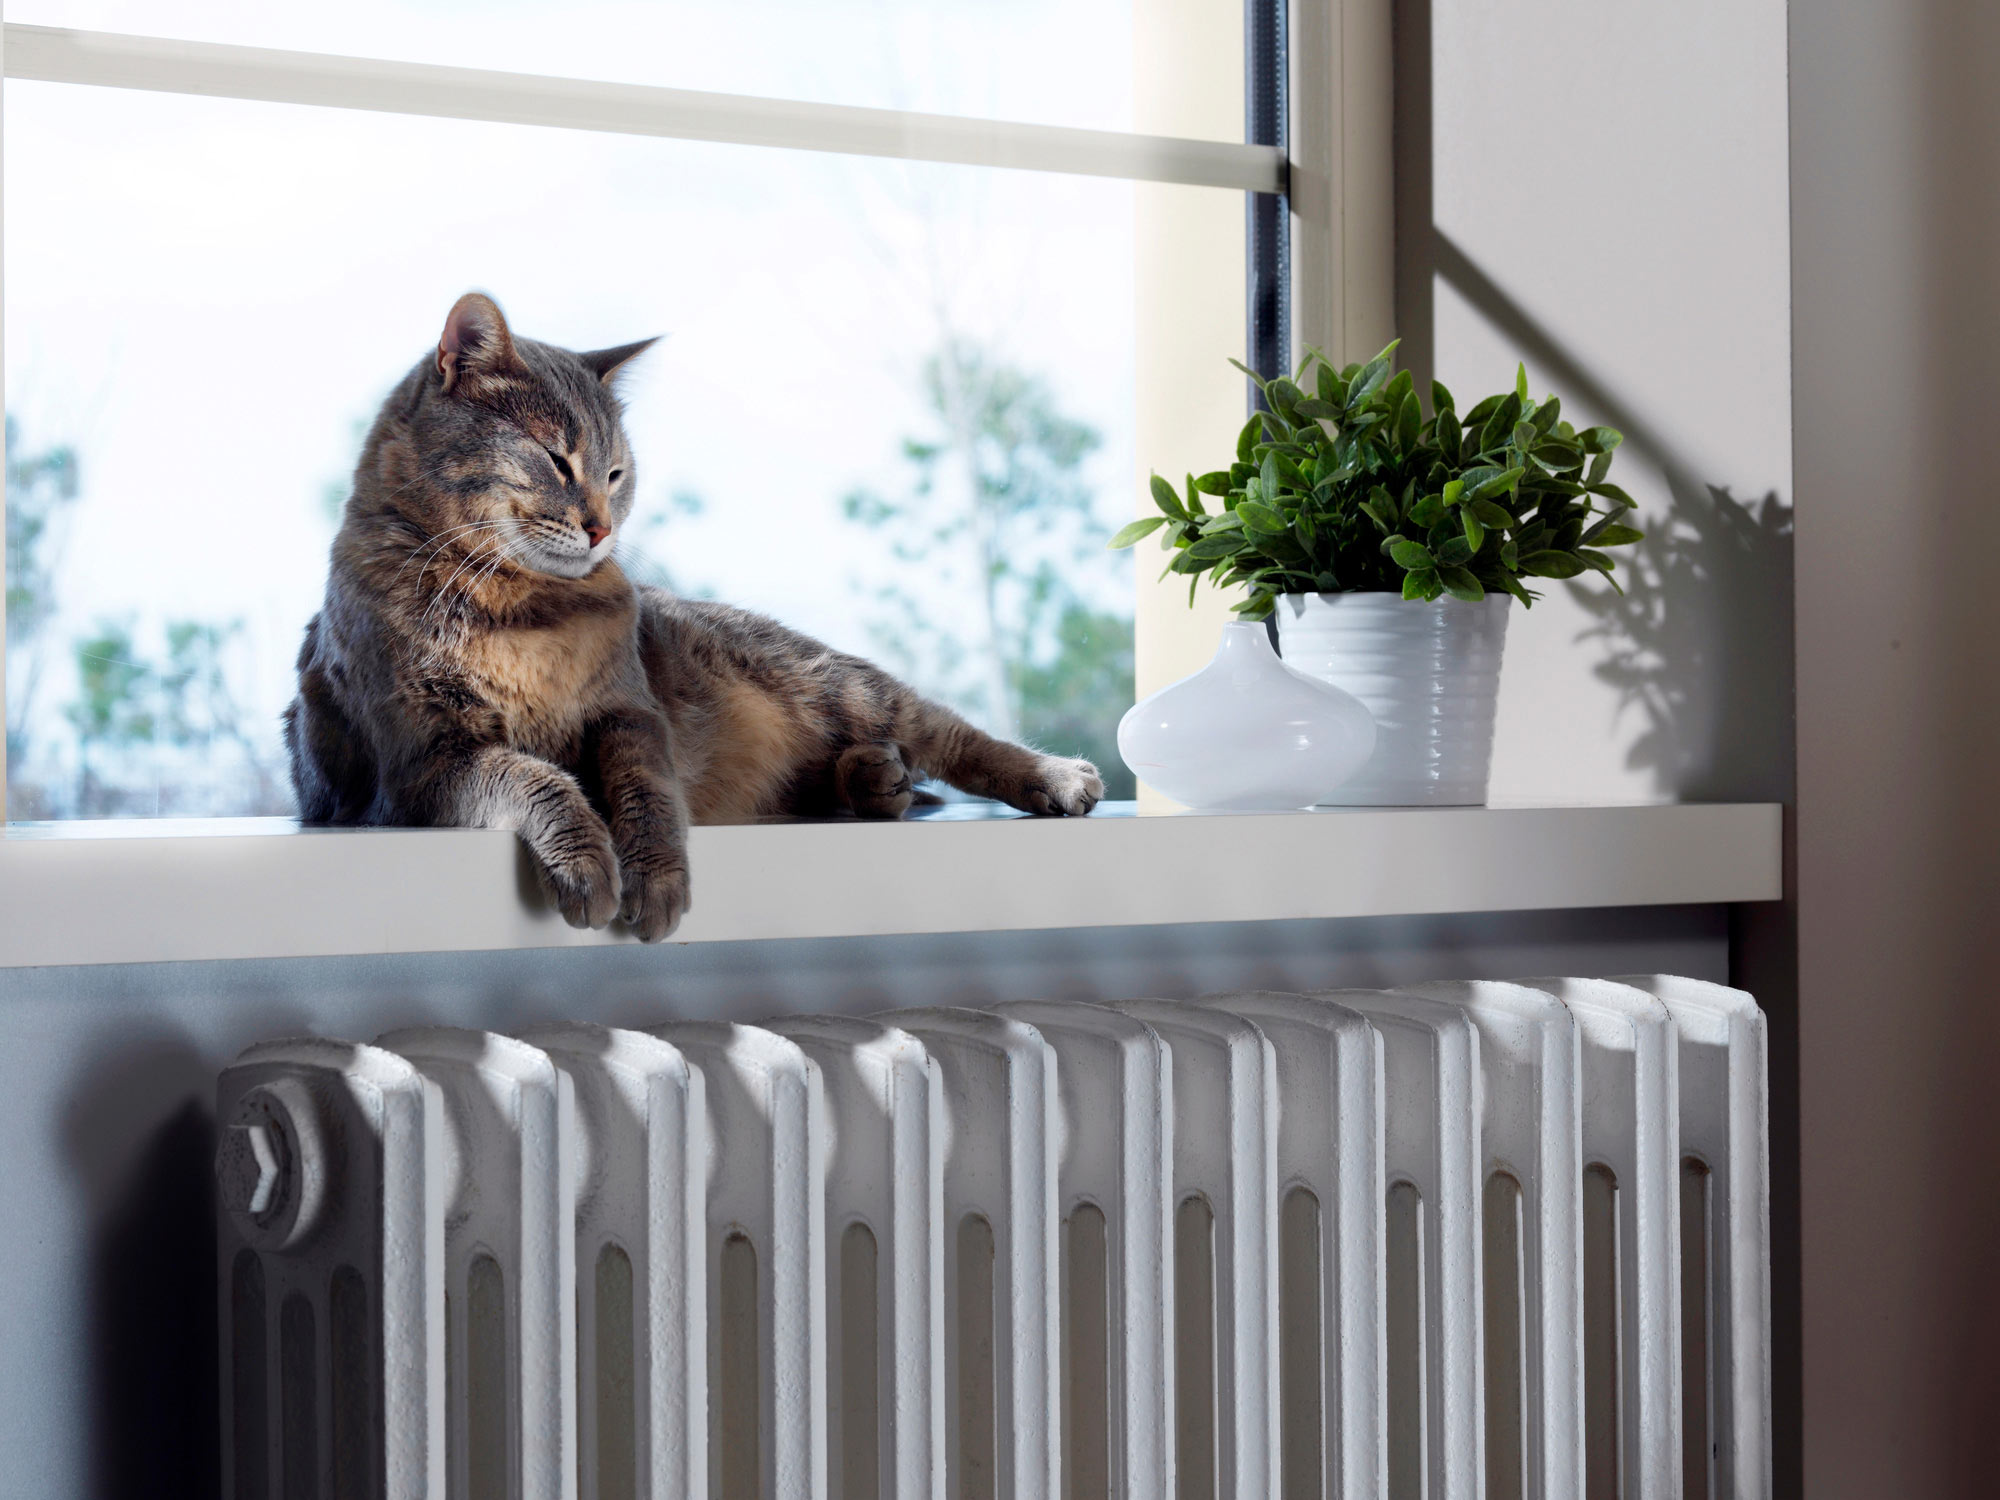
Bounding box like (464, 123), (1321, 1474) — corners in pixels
(216, 1077), (329, 1251)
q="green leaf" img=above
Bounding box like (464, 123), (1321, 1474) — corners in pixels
(1442, 478), (1468, 507)
(1576, 548), (1617, 572)
(1409, 492), (1446, 526)
(1583, 523), (1645, 547)
(1439, 564), (1486, 601)
(1431, 379), (1456, 416)
(1462, 509), (1485, 552)
(1260, 450), (1282, 501)
(1478, 393), (1522, 455)
(1236, 415), (1263, 464)
(1513, 420), (1538, 451)
(1397, 389), (1421, 452)
(1184, 475), (1206, 517)
(1436, 408), (1463, 463)
(1532, 397), (1562, 434)
(1185, 533), (1247, 561)
(1462, 393), (1503, 425)
(1227, 356), (1272, 395)
(1470, 498), (1514, 529)
(1388, 539), (1435, 570)
(1237, 501), (1288, 534)
(1403, 566), (1440, 600)
(1107, 516), (1167, 549)
(1149, 473), (1188, 520)
(1468, 466), (1526, 502)
(1578, 425), (1624, 455)
(1436, 534), (1474, 566)
(1346, 343), (1399, 408)
(1515, 363), (1530, 402)
(1519, 550), (1587, 579)
(1192, 470), (1233, 496)
(1591, 481), (1636, 510)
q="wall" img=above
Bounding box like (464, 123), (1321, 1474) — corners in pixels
(1791, 1), (2000, 1495)
(0, 907), (1725, 1499)
(1399, 0), (1794, 810)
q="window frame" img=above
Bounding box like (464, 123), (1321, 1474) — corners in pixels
(0, 1), (1390, 823)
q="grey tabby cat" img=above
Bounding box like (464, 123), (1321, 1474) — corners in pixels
(286, 294), (1103, 940)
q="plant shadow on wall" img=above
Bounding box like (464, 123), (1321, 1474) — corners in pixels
(840, 340), (1137, 800)
(1419, 233), (1795, 802)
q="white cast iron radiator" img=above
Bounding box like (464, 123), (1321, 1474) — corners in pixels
(214, 976), (1770, 1500)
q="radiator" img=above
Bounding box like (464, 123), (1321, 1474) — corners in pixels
(213, 976), (1769, 1500)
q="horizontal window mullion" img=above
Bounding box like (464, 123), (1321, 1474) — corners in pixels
(1, 23), (1287, 193)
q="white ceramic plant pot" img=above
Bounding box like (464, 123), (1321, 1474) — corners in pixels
(1274, 591), (1511, 806)
(1117, 620), (1376, 811)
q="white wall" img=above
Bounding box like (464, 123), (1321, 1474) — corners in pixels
(1791, 1), (2000, 1495)
(1405, 0), (1794, 807)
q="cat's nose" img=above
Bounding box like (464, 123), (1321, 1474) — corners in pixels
(583, 520), (612, 547)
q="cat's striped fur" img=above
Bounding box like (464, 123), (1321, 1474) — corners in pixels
(286, 294), (1102, 940)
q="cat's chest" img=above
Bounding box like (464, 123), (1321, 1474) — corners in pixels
(459, 617), (629, 749)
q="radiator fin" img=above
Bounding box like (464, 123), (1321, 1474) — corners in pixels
(216, 978), (1770, 1500)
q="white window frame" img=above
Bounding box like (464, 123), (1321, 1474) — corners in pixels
(0, 3), (1391, 823)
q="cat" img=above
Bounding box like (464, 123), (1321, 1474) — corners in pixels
(285, 293), (1103, 940)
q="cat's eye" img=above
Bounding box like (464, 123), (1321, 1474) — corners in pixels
(543, 447), (570, 485)
(607, 468), (625, 486)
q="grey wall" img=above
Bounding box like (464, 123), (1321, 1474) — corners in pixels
(1791, 1), (2000, 1495)
(0, 907), (1725, 1500)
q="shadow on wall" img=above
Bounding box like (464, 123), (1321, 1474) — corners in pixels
(1428, 231), (1795, 805)
(64, 1036), (220, 1500)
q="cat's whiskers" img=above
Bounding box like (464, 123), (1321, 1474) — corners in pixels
(393, 518), (517, 589)
(420, 530), (516, 636)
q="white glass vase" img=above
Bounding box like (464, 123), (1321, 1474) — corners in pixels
(1116, 620), (1376, 811)
(1274, 592), (1511, 806)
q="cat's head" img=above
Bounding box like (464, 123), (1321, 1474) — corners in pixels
(379, 292), (655, 580)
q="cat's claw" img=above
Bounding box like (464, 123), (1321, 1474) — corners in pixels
(620, 859), (691, 943)
(1017, 756), (1104, 817)
(539, 836), (623, 930)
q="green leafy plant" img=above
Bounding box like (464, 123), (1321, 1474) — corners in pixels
(1109, 342), (1643, 620)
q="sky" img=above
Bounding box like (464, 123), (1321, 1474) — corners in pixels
(3, 0), (1245, 813)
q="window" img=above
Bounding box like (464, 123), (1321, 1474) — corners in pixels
(2, 2), (1381, 823)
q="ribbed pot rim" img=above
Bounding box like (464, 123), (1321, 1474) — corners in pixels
(1279, 589), (1512, 607)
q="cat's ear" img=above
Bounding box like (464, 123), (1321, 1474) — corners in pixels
(578, 337), (659, 387)
(436, 292), (523, 396)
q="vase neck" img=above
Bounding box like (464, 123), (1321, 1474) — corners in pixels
(1213, 620), (1277, 665)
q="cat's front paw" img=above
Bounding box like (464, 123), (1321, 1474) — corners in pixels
(619, 851), (691, 943)
(534, 815), (623, 929)
(1010, 755), (1104, 817)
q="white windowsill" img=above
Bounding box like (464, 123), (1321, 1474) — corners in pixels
(0, 801), (1782, 970)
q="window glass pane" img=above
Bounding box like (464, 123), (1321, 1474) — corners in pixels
(4, 83), (1240, 819)
(9, 0), (1241, 142)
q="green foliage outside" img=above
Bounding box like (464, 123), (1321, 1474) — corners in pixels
(5, 417), (81, 814)
(1112, 342), (1644, 621)
(7, 414), (288, 818)
(842, 341), (1136, 799)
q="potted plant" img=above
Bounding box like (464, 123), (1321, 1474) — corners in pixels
(1111, 342), (1642, 804)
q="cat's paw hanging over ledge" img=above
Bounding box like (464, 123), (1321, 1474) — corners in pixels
(533, 819), (624, 931)
(618, 856), (691, 943)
